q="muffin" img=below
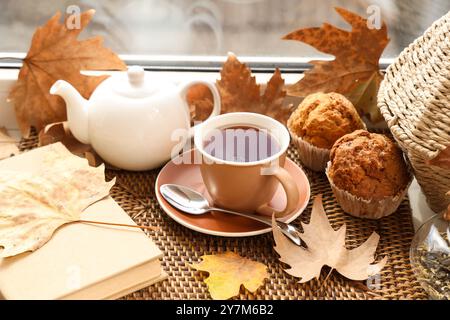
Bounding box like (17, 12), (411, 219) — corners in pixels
(326, 130), (412, 219)
(287, 92), (365, 171)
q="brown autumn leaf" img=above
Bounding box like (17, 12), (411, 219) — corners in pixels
(272, 195), (387, 283)
(0, 128), (19, 160)
(0, 143), (114, 258)
(190, 251), (268, 300)
(38, 122), (102, 167)
(187, 53), (293, 124)
(186, 84), (215, 123)
(427, 146), (450, 170)
(283, 7), (389, 122)
(445, 193), (450, 222)
(8, 9), (126, 137)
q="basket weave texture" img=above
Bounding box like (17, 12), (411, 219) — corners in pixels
(378, 11), (450, 213)
(17, 134), (426, 300)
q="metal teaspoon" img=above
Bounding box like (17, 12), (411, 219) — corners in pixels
(160, 184), (302, 246)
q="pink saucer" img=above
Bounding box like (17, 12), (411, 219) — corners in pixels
(155, 149), (310, 237)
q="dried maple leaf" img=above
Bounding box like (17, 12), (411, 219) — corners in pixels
(283, 7), (389, 122)
(186, 84), (215, 123)
(0, 128), (19, 160)
(427, 146), (450, 170)
(445, 194), (450, 222)
(190, 251), (268, 300)
(38, 122), (102, 167)
(0, 143), (114, 257)
(187, 53), (293, 124)
(8, 9), (126, 137)
(272, 195), (387, 282)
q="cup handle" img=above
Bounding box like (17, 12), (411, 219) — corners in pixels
(178, 80), (221, 138)
(257, 166), (300, 218)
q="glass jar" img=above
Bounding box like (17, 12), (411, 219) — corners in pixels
(410, 213), (450, 299)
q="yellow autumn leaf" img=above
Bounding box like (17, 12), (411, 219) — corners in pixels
(190, 251), (268, 300)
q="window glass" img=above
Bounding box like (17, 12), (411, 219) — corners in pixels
(0, 0), (448, 60)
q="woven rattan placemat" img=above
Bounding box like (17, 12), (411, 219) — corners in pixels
(19, 134), (427, 300)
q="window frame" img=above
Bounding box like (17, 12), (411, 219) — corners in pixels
(0, 52), (394, 72)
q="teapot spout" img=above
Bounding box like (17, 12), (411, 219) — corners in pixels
(50, 80), (90, 144)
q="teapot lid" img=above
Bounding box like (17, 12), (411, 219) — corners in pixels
(110, 66), (163, 98)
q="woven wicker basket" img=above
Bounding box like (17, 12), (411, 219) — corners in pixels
(378, 12), (450, 213)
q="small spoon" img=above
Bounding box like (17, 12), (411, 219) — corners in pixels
(160, 184), (302, 246)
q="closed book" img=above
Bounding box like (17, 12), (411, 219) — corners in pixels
(0, 144), (166, 300)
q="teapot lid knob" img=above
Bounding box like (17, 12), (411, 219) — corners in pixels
(127, 66), (145, 86)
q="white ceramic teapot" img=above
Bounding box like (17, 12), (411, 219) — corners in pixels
(50, 66), (220, 170)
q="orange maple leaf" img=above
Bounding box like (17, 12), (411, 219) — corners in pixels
(283, 7), (389, 122)
(8, 9), (126, 137)
(428, 146), (450, 170)
(187, 53), (293, 124)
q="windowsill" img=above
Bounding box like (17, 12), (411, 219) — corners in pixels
(0, 67), (436, 231)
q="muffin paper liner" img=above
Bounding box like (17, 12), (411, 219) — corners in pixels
(325, 162), (412, 220)
(289, 131), (330, 172)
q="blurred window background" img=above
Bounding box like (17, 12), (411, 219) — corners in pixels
(0, 0), (449, 65)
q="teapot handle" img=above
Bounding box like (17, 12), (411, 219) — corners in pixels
(178, 80), (221, 138)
